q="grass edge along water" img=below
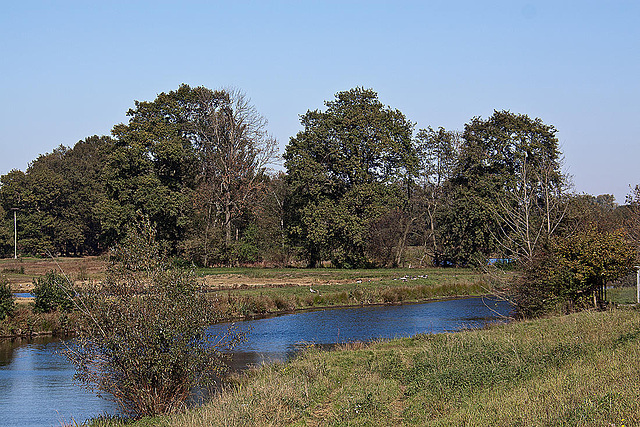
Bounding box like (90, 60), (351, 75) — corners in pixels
(89, 307), (640, 426)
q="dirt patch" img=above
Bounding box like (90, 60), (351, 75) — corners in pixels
(0, 257), (106, 290)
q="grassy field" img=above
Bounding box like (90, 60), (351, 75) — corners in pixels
(0, 256), (106, 291)
(92, 307), (640, 426)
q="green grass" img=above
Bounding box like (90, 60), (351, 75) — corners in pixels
(200, 268), (489, 318)
(90, 307), (640, 426)
(608, 286), (638, 305)
(196, 266), (477, 281)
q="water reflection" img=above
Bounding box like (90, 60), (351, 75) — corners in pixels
(0, 337), (116, 427)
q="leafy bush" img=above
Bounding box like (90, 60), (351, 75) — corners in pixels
(0, 276), (14, 321)
(512, 225), (635, 317)
(33, 271), (74, 313)
(67, 220), (246, 417)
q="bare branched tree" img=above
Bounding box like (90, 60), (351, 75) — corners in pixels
(491, 153), (569, 263)
(625, 185), (640, 251)
(413, 127), (461, 265)
(191, 88), (279, 265)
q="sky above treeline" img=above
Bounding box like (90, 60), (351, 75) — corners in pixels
(1, 1), (638, 203)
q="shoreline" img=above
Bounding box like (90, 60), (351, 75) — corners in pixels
(0, 293), (496, 340)
(227, 293), (496, 322)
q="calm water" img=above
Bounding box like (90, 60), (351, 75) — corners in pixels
(216, 296), (511, 370)
(0, 338), (116, 427)
(0, 297), (510, 426)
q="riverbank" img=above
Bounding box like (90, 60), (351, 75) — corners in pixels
(1, 264), (489, 337)
(91, 307), (640, 426)
(209, 270), (488, 320)
(0, 307), (78, 338)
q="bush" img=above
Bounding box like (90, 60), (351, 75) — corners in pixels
(33, 271), (74, 313)
(0, 276), (14, 321)
(67, 220), (246, 418)
(512, 226), (635, 317)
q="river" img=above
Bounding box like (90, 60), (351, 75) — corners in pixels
(0, 296), (510, 426)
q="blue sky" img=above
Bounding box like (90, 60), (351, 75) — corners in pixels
(1, 1), (638, 202)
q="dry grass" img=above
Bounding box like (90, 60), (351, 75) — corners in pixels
(0, 256), (106, 291)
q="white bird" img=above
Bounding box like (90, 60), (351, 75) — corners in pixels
(310, 288), (317, 293)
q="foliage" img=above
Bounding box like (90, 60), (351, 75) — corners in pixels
(0, 276), (14, 321)
(442, 110), (565, 266)
(105, 86), (200, 250)
(105, 84), (278, 265)
(0, 205), (13, 257)
(411, 127), (460, 266)
(67, 221), (246, 417)
(284, 87), (416, 267)
(33, 271), (75, 313)
(0, 136), (113, 256)
(513, 225), (635, 317)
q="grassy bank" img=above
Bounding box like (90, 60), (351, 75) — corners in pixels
(0, 306), (78, 338)
(2, 265), (488, 333)
(94, 307), (640, 426)
(202, 267), (487, 318)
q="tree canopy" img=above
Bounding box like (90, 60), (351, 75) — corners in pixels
(284, 87), (416, 267)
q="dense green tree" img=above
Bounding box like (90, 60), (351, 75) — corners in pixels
(0, 205), (13, 257)
(108, 85), (277, 264)
(61, 136), (113, 254)
(33, 271), (74, 313)
(105, 85), (200, 249)
(440, 110), (564, 265)
(0, 137), (112, 256)
(0, 276), (14, 321)
(284, 88), (416, 267)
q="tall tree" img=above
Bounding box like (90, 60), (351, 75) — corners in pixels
(0, 137), (112, 256)
(189, 87), (278, 265)
(284, 87), (416, 267)
(441, 110), (565, 265)
(105, 85), (200, 249)
(412, 127), (460, 265)
(107, 84), (277, 264)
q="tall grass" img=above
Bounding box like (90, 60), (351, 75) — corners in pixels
(96, 307), (640, 426)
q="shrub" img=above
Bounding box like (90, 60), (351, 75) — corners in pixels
(67, 220), (246, 418)
(512, 225), (635, 317)
(33, 271), (74, 313)
(0, 276), (14, 321)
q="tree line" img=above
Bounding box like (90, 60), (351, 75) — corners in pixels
(0, 85), (637, 276)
